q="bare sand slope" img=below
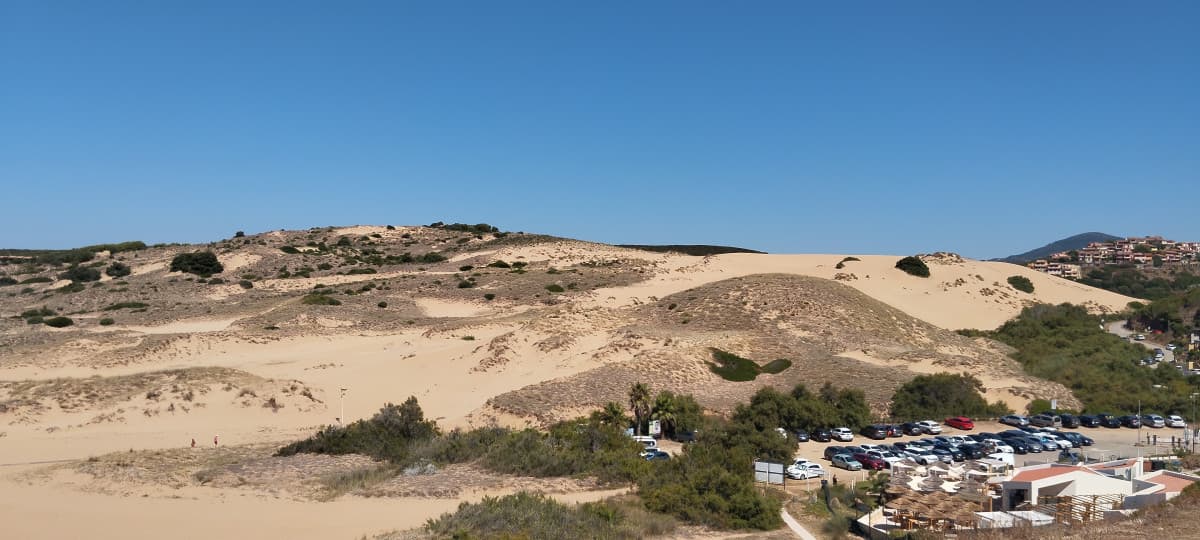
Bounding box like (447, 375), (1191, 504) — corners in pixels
(581, 253), (1136, 330)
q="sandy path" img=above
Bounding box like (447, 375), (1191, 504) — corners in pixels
(0, 467), (626, 540)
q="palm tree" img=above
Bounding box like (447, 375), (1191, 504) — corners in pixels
(629, 382), (652, 437)
(651, 391), (678, 439)
(594, 401), (627, 428)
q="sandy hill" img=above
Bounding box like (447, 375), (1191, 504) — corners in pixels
(0, 224), (1138, 539)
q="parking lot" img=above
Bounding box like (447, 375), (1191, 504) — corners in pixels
(790, 420), (1196, 481)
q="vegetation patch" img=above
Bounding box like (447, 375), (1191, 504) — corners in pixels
(300, 294), (342, 306)
(835, 256), (860, 269)
(1007, 275), (1035, 293)
(424, 492), (675, 540)
(99, 318), (115, 326)
(544, 284), (564, 293)
(43, 316), (74, 328)
(60, 265), (101, 283)
(707, 348), (791, 381)
(102, 302), (149, 311)
(105, 262), (131, 278)
(170, 252), (223, 277)
(889, 373), (1011, 420)
(894, 256), (930, 277)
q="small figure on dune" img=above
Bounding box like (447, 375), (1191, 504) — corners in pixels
(214, 435), (219, 446)
(191, 438), (196, 448)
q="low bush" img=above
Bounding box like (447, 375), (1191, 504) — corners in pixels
(300, 294), (342, 306)
(707, 349), (792, 382)
(377, 301), (388, 308)
(60, 265), (101, 283)
(0, 276), (16, 286)
(835, 256), (860, 270)
(458, 280), (475, 288)
(55, 282), (86, 294)
(487, 260), (511, 269)
(894, 256), (930, 277)
(483, 293), (496, 301)
(890, 373), (1012, 420)
(99, 318), (115, 326)
(276, 398), (438, 463)
(44, 316), (74, 328)
(102, 302), (148, 311)
(170, 252), (223, 277)
(346, 268), (377, 275)
(1007, 275), (1035, 293)
(459, 265), (474, 271)
(280, 246), (301, 254)
(239, 280), (254, 289)
(545, 284), (565, 293)
(105, 262), (131, 278)
(424, 492), (674, 540)
(20, 276), (52, 284)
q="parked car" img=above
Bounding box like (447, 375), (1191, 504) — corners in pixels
(852, 453), (888, 470)
(812, 428), (833, 442)
(859, 444), (884, 453)
(1000, 415), (1030, 427)
(1120, 415), (1142, 428)
(1030, 414), (1060, 428)
(865, 450), (904, 467)
(860, 425), (888, 440)
(997, 437), (1029, 454)
(958, 443), (987, 459)
(916, 420), (943, 434)
(1059, 432), (1093, 447)
(903, 448), (940, 465)
(885, 424), (904, 438)
(786, 459), (826, 479)
(1096, 413), (1121, 428)
(1167, 415), (1186, 428)
(899, 422), (925, 436)
(794, 429), (811, 442)
(928, 447), (955, 463)
(981, 439), (1014, 453)
(831, 453), (863, 471)
(1058, 414), (1080, 429)
(642, 449), (670, 461)
(945, 416), (975, 430)
(932, 443), (965, 461)
(1134, 334), (1145, 341)
(1078, 415), (1101, 428)
(824, 446), (847, 460)
(1167, 344), (1177, 351)
(832, 427), (854, 442)
(1030, 434), (1059, 451)
(1141, 415), (1166, 428)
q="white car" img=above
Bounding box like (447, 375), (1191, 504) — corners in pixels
(859, 444), (883, 452)
(786, 459), (826, 480)
(1143, 414), (1166, 428)
(1167, 344), (1177, 351)
(1046, 434), (1073, 448)
(904, 449), (940, 465)
(866, 450), (904, 467)
(983, 439), (1014, 453)
(832, 427), (854, 442)
(917, 421), (943, 434)
(1167, 415), (1186, 428)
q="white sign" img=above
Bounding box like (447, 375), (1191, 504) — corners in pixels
(649, 420), (661, 437)
(1050, 399), (1058, 411)
(753, 461), (785, 485)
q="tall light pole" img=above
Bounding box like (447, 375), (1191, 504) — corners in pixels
(339, 387), (348, 426)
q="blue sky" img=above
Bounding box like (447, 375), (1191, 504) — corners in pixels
(2, 2), (1196, 258)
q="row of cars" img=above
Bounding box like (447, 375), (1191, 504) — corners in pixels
(792, 419), (956, 444)
(1000, 413), (1187, 429)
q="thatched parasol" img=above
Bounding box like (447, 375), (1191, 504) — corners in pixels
(918, 473), (944, 492)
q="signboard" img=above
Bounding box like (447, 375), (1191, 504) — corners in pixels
(1050, 399), (1058, 411)
(648, 420), (661, 437)
(754, 461), (785, 485)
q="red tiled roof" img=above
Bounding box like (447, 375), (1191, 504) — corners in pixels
(1010, 466), (1098, 483)
(1148, 474), (1197, 494)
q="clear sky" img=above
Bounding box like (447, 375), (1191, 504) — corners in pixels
(2, 2), (1196, 258)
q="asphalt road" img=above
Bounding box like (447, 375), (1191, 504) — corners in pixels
(1107, 321), (1175, 365)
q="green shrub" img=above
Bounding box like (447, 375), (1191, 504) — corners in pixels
(20, 276), (52, 284)
(55, 282), (86, 294)
(44, 316), (74, 328)
(105, 262), (131, 278)
(707, 349), (792, 382)
(170, 252), (223, 277)
(59, 265), (101, 282)
(276, 398), (438, 463)
(418, 252), (447, 263)
(234, 231), (245, 238)
(458, 280), (475, 288)
(280, 246), (301, 254)
(483, 293), (496, 301)
(377, 301), (388, 308)
(99, 318), (115, 326)
(1007, 275), (1035, 293)
(424, 492), (674, 540)
(459, 265), (474, 271)
(889, 372), (1011, 420)
(487, 260), (511, 269)
(346, 268), (377, 275)
(301, 294), (342, 306)
(835, 256), (860, 270)
(102, 302), (148, 311)
(894, 256), (930, 277)
(26, 316), (44, 324)
(239, 280), (254, 289)
(545, 284), (565, 293)
(0, 277), (16, 287)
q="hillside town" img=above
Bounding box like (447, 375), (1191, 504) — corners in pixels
(1027, 236), (1200, 278)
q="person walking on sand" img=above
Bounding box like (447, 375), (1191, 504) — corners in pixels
(191, 438), (196, 448)
(213, 435), (219, 447)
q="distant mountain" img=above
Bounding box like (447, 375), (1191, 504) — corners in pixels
(993, 232), (1122, 264)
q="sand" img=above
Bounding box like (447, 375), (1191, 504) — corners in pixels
(0, 238), (1139, 539)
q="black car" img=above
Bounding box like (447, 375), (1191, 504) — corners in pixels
(1058, 414), (1081, 429)
(1119, 415), (1142, 428)
(794, 429), (810, 442)
(1004, 438), (1030, 454)
(1097, 414), (1121, 428)
(1059, 432), (1093, 447)
(860, 425), (888, 440)
(824, 446), (847, 460)
(899, 422), (925, 436)
(1078, 415), (1101, 428)
(812, 428), (832, 442)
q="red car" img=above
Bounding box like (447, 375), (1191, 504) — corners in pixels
(852, 452), (887, 471)
(944, 416), (975, 430)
